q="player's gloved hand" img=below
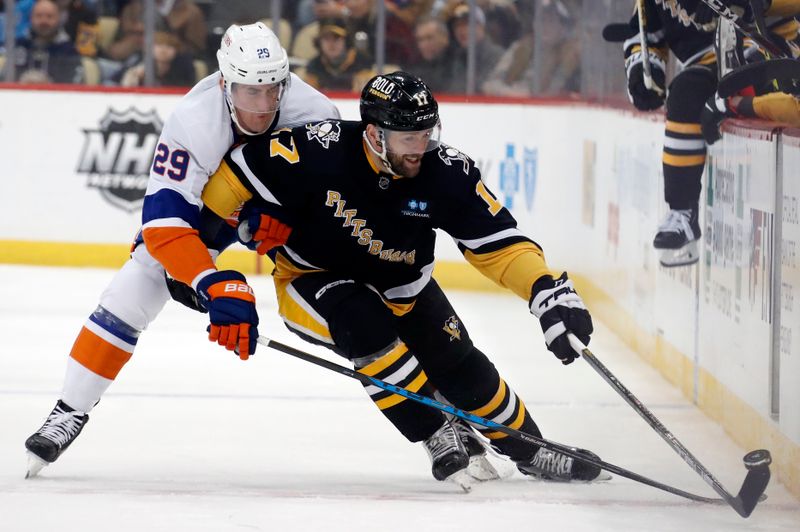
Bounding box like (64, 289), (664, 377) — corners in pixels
(529, 272), (593, 365)
(701, 93), (740, 145)
(625, 48), (666, 111)
(237, 203), (293, 255)
(196, 270), (259, 360)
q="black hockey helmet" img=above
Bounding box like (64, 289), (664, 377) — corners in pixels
(360, 71), (439, 131)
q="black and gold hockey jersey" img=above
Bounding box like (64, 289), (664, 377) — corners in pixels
(205, 120), (552, 306)
(631, 0), (716, 64)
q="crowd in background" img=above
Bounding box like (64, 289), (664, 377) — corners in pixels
(0, 0), (589, 96)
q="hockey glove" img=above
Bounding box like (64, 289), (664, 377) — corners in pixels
(529, 272), (593, 365)
(625, 48), (667, 111)
(237, 203), (293, 256)
(701, 93), (741, 145)
(196, 270), (259, 360)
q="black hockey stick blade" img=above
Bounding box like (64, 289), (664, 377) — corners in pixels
(718, 59), (800, 97)
(567, 334), (771, 518)
(603, 22), (636, 42)
(731, 450), (772, 517)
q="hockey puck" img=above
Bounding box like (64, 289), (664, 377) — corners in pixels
(743, 449), (772, 470)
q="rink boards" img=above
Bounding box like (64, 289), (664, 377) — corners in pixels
(0, 85), (797, 499)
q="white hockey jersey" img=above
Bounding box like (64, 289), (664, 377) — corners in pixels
(139, 72), (340, 287)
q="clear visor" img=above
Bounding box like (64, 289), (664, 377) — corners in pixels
(382, 122), (441, 156)
(230, 81), (287, 114)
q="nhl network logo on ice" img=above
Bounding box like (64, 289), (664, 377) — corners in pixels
(76, 108), (164, 212)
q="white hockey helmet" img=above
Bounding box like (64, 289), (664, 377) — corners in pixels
(216, 22), (291, 135)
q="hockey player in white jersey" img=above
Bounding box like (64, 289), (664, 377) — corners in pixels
(24, 22), (340, 478)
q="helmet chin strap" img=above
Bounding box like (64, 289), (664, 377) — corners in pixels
(223, 79), (274, 136)
(363, 128), (398, 175)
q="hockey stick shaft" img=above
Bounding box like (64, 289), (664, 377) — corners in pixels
(567, 333), (770, 518)
(698, 0), (787, 57)
(636, 0), (665, 95)
(258, 335), (727, 504)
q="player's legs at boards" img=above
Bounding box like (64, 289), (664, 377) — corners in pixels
(25, 246), (171, 476)
(274, 272), (469, 483)
(398, 281), (602, 482)
(656, 64), (717, 267)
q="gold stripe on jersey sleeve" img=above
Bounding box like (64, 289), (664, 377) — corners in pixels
(374, 371), (428, 409)
(463, 241), (552, 301)
(696, 50), (716, 66)
(665, 120), (702, 135)
(358, 343), (409, 377)
(663, 153), (707, 167)
(471, 379), (508, 417)
(202, 160), (253, 219)
(753, 92), (800, 127)
(771, 18), (800, 40)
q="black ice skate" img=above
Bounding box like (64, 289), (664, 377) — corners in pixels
(423, 420), (470, 490)
(451, 417), (502, 481)
(516, 447), (604, 482)
(653, 208), (701, 267)
(25, 400), (89, 478)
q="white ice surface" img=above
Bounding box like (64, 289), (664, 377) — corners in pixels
(0, 265), (797, 532)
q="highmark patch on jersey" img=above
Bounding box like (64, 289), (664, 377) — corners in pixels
(325, 190), (416, 265)
(76, 108), (163, 212)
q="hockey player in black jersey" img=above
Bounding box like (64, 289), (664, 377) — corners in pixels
(618, 0), (798, 266)
(201, 71), (602, 487)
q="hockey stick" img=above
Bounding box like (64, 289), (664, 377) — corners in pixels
(636, 0), (665, 95)
(567, 333), (771, 518)
(258, 335), (747, 506)
(698, 0), (787, 57)
(718, 58), (800, 96)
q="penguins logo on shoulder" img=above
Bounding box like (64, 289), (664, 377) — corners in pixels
(438, 145), (471, 175)
(306, 121), (341, 149)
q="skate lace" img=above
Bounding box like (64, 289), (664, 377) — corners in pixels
(530, 449), (573, 477)
(424, 422), (463, 462)
(39, 408), (85, 446)
(658, 209), (693, 236)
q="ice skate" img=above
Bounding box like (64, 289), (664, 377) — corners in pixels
(423, 420), (471, 491)
(451, 418), (503, 481)
(653, 208), (701, 267)
(25, 400), (89, 478)
(516, 447), (607, 482)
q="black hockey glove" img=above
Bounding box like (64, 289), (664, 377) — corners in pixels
(529, 272), (593, 365)
(625, 48), (667, 111)
(701, 93), (741, 145)
(694, 0), (752, 25)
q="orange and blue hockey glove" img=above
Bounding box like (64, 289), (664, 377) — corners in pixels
(196, 270), (259, 360)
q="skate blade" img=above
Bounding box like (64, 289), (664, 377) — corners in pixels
(659, 240), (699, 267)
(446, 469), (474, 493)
(25, 452), (48, 479)
(466, 455), (501, 481)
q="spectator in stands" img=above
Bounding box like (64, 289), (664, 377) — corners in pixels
(446, 2), (503, 93)
(56, 0), (99, 57)
(346, 0), (419, 65)
(0, 0), (36, 45)
(119, 29), (195, 87)
(5, 0), (85, 83)
(532, 0), (580, 94)
(104, 0), (146, 63)
(294, 0), (348, 32)
(303, 17), (372, 92)
(156, 0), (206, 56)
(482, 13), (534, 96)
(409, 17), (451, 93)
